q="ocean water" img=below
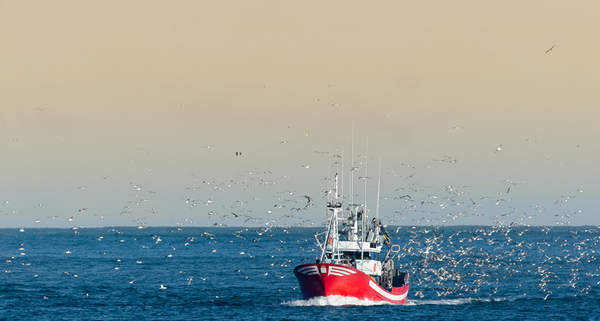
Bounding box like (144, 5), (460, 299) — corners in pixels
(1, 225), (599, 320)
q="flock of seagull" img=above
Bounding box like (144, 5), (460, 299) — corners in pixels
(393, 224), (599, 300)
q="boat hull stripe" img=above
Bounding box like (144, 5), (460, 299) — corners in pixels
(369, 281), (408, 301)
(369, 280), (408, 301)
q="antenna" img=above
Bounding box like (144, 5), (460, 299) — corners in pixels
(350, 121), (355, 205)
(363, 137), (368, 248)
(376, 157), (382, 219)
(341, 146), (344, 200)
(327, 147), (331, 191)
(364, 137), (368, 210)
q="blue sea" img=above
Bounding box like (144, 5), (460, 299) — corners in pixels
(1, 225), (599, 320)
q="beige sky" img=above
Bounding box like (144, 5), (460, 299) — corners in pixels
(1, 1), (599, 227)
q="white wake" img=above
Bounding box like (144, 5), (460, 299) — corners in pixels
(282, 295), (393, 306)
(405, 298), (504, 306)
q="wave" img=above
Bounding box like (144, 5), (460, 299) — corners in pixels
(282, 295), (393, 306)
(405, 298), (505, 306)
(282, 296), (506, 307)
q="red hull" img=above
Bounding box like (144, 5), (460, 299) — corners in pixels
(294, 263), (409, 304)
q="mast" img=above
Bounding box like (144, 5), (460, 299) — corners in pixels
(362, 137), (368, 248)
(332, 173), (339, 261)
(321, 172), (340, 263)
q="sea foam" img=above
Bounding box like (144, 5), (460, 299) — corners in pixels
(282, 295), (392, 306)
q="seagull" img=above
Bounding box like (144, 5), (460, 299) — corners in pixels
(159, 284), (167, 290)
(545, 45), (556, 54)
(495, 144), (502, 152)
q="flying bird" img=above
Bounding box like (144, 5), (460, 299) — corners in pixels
(545, 45), (556, 54)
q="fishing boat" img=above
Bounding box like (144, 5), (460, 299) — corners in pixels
(294, 167), (410, 304)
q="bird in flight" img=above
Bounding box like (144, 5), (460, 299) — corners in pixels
(545, 45), (556, 54)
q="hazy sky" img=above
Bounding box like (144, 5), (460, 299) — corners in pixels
(2, 1), (600, 228)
